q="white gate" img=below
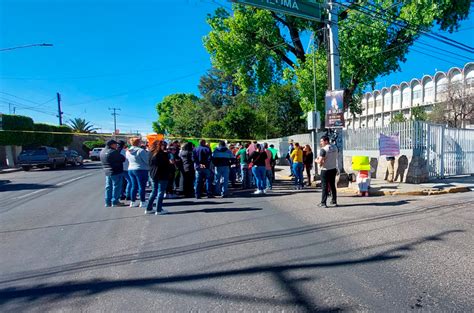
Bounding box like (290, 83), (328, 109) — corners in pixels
(425, 123), (474, 178)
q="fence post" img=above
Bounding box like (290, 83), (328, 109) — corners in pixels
(440, 126), (445, 178)
(426, 123), (430, 176)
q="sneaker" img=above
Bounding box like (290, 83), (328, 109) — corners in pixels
(254, 190), (263, 195)
(156, 209), (169, 215)
(263, 189), (268, 194)
(318, 203), (328, 208)
(139, 201), (148, 208)
(145, 209), (156, 215)
(105, 204), (111, 207)
(330, 201), (338, 207)
(129, 201), (139, 207)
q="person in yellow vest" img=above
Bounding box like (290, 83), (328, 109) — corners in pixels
(290, 142), (304, 190)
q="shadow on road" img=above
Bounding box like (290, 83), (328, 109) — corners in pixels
(0, 183), (56, 192)
(168, 207), (263, 215)
(339, 200), (412, 207)
(164, 201), (233, 207)
(0, 230), (463, 312)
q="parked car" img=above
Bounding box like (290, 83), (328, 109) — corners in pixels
(64, 150), (84, 166)
(18, 147), (67, 171)
(89, 147), (104, 161)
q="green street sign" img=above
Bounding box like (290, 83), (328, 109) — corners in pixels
(232, 0), (323, 22)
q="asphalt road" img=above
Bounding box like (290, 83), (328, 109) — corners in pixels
(0, 163), (472, 312)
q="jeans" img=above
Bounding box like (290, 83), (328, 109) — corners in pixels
(105, 173), (123, 206)
(266, 169), (273, 189)
(195, 168), (212, 198)
(122, 171), (132, 199)
(287, 158), (294, 175)
(321, 168), (337, 204)
(129, 169), (149, 202)
(146, 180), (168, 212)
(252, 166), (266, 191)
(292, 162), (304, 187)
(241, 166), (250, 189)
(215, 166), (230, 196)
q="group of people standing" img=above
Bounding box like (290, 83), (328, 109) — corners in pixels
(100, 138), (281, 215)
(100, 135), (339, 215)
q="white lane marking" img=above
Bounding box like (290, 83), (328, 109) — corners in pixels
(14, 173), (95, 199)
(55, 173), (94, 186)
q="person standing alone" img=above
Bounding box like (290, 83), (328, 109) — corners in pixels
(315, 136), (338, 208)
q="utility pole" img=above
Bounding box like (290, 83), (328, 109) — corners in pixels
(8, 103), (12, 114)
(328, 0), (348, 187)
(56, 92), (63, 125)
(109, 107), (121, 136)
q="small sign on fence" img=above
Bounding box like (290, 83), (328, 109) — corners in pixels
(379, 133), (400, 156)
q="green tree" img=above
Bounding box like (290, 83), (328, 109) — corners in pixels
(68, 118), (99, 133)
(171, 98), (206, 137)
(202, 120), (227, 139)
(258, 84), (306, 138)
(223, 101), (259, 139)
(391, 112), (406, 124)
(204, 2), (470, 121)
(153, 94), (199, 134)
(410, 106), (428, 121)
(428, 104), (448, 125)
(199, 68), (240, 107)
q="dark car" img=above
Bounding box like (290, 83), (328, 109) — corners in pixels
(64, 150), (84, 166)
(17, 147), (67, 171)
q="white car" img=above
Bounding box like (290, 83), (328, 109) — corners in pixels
(89, 147), (104, 161)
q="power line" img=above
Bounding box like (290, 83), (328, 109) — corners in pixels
(336, 2), (474, 54)
(109, 107), (121, 135)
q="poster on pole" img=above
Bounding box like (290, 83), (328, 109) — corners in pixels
(379, 133), (400, 156)
(325, 90), (345, 128)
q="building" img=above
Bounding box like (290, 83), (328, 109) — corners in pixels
(345, 62), (474, 129)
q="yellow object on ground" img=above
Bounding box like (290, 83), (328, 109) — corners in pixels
(352, 156), (371, 171)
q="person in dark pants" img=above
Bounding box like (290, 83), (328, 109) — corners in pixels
(179, 142), (196, 198)
(100, 140), (126, 207)
(146, 140), (170, 215)
(193, 139), (213, 199)
(303, 144), (314, 186)
(315, 136), (338, 208)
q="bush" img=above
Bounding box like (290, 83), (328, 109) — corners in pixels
(51, 125), (73, 147)
(33, 123), (54, 146)
(0, 114), (35, 146)
(83, 140), (106, 153)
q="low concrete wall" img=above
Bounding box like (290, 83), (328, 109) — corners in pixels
(344, 149), (429, 183)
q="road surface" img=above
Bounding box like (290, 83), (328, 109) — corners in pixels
(0, 163), (472, 312)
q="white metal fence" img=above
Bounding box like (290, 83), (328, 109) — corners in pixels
(343, 121), (474, 178)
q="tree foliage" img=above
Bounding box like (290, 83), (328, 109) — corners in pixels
(68, 118), (99, 133)
(391, 112), (406, 123)
(204, 1), (471, 123)
(152, 94), (200, 134)
(410, 106), (428, 121)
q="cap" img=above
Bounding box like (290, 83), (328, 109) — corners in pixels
(106, 139), (118, 147)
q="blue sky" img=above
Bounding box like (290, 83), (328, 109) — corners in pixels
(0, 0), (473, 134)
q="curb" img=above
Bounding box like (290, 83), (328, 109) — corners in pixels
(338, 186), (471, 196)
(0, 167), (22, 174)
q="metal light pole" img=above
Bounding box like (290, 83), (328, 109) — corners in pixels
(0, 43), (53, 52)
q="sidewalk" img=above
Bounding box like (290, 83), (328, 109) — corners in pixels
(274, 165), (472, 196)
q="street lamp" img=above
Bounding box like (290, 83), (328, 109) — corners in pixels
(0, 43), (53, 52)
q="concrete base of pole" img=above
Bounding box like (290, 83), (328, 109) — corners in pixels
(337, 172), (350, 188)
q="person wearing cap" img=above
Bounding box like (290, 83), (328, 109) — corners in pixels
(193, 139), (213, 199)
(100, 139), (126, 207)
